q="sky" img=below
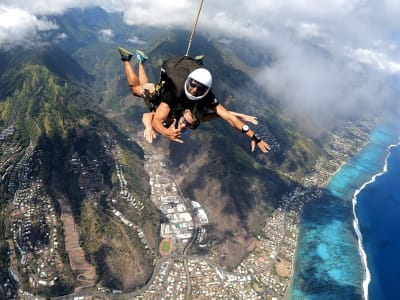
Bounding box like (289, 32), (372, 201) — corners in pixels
(1, 0), (400, 134)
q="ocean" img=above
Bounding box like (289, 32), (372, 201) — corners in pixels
(287, 124), (400, 300)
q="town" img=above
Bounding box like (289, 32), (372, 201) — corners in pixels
(0, 120), (372, 299)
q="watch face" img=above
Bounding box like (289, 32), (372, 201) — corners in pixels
(242, 125), (249, 132)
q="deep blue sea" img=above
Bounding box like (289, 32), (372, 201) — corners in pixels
(287, 124), (400, 300)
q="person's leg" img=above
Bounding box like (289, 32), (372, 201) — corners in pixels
(138, 63), (149, 85)
(135, 50), (149, 85)
(118, 47), (143, 97)
(122, 60), (143, 97)
(119, 47), (157, 142)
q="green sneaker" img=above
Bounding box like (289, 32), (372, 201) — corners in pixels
(118, 47), (133, 61)
(135, 50), (148, 64)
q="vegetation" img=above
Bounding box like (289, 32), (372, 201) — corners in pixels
(160, 239), (172, 253)
(0, 8), (333, 295)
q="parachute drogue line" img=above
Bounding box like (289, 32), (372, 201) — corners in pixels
(185, 0), (205, 56)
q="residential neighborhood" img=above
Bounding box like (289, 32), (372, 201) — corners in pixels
(0, 120), (372, 299)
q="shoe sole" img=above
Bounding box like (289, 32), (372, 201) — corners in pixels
(136, 50), (148, 61)
(118, 47), (133, 57)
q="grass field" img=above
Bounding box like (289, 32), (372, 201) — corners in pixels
(159, 239), (173, 255)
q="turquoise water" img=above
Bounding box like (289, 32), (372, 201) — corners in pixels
(288, 124), (400, 299)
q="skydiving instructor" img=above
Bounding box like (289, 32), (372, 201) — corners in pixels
(151, 56), (271, 153)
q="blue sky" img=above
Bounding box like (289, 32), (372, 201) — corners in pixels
(1, 0), (399, 133)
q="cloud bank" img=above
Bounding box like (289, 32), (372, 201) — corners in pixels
(0, 6), (58, 48)
(0, 0), (399, 133)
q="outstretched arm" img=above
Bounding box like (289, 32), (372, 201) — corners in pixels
(151, 102), (184, 143)
(201, 111), (258, 125)
(142, 112), (157, 143)
(213, 104), (270, 153)
(228, 111), (258, 125)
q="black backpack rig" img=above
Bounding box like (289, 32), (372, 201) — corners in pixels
(145, 55), (204, 129)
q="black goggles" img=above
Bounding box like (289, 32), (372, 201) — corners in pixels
(188, 78), (208, 94)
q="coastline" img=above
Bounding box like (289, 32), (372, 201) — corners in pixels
(351, 152), (390, 300)
(286, 120), (374, 299)
(352, 139), (400, 299)
(283, 226), (300, 300)
(95, 121), (400, 299)
(288, 121), (400, 299)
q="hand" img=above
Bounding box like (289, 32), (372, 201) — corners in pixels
(165, 119), (184, 143)
(143, 128), (157, 143)
(242, 115), (258, 125)
(250, 139), (270, 153)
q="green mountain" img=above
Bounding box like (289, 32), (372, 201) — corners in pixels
(0, 6), (326, 296)
(0, 44), (159, 296)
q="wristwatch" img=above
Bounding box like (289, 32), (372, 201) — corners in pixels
(241, 124), (250, 133)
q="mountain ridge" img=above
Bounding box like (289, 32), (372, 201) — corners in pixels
(0, 40), (160, 295)
(0, 6), (328, 296)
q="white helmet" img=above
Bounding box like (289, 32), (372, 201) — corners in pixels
(184, 68), (212, 101)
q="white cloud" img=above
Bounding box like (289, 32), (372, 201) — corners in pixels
(345, 47), (400, 74)
(0, 0), (399, 131)
(255, 41), (381, 135)
(297, 23), (322, 40)
(0, 6), (58, 47)
(98, 28), (114, 41)
(383, 0), (400, 22)
(56, 32), (68, 40)
(0, 0), (101, 15)
(127, 36), (147, 45)
(120, 0), (193, 27)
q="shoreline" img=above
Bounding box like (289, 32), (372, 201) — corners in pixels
(287, 121), (400, 300)
(286, 120), (374, 298)
(352, 140), (400, 300)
